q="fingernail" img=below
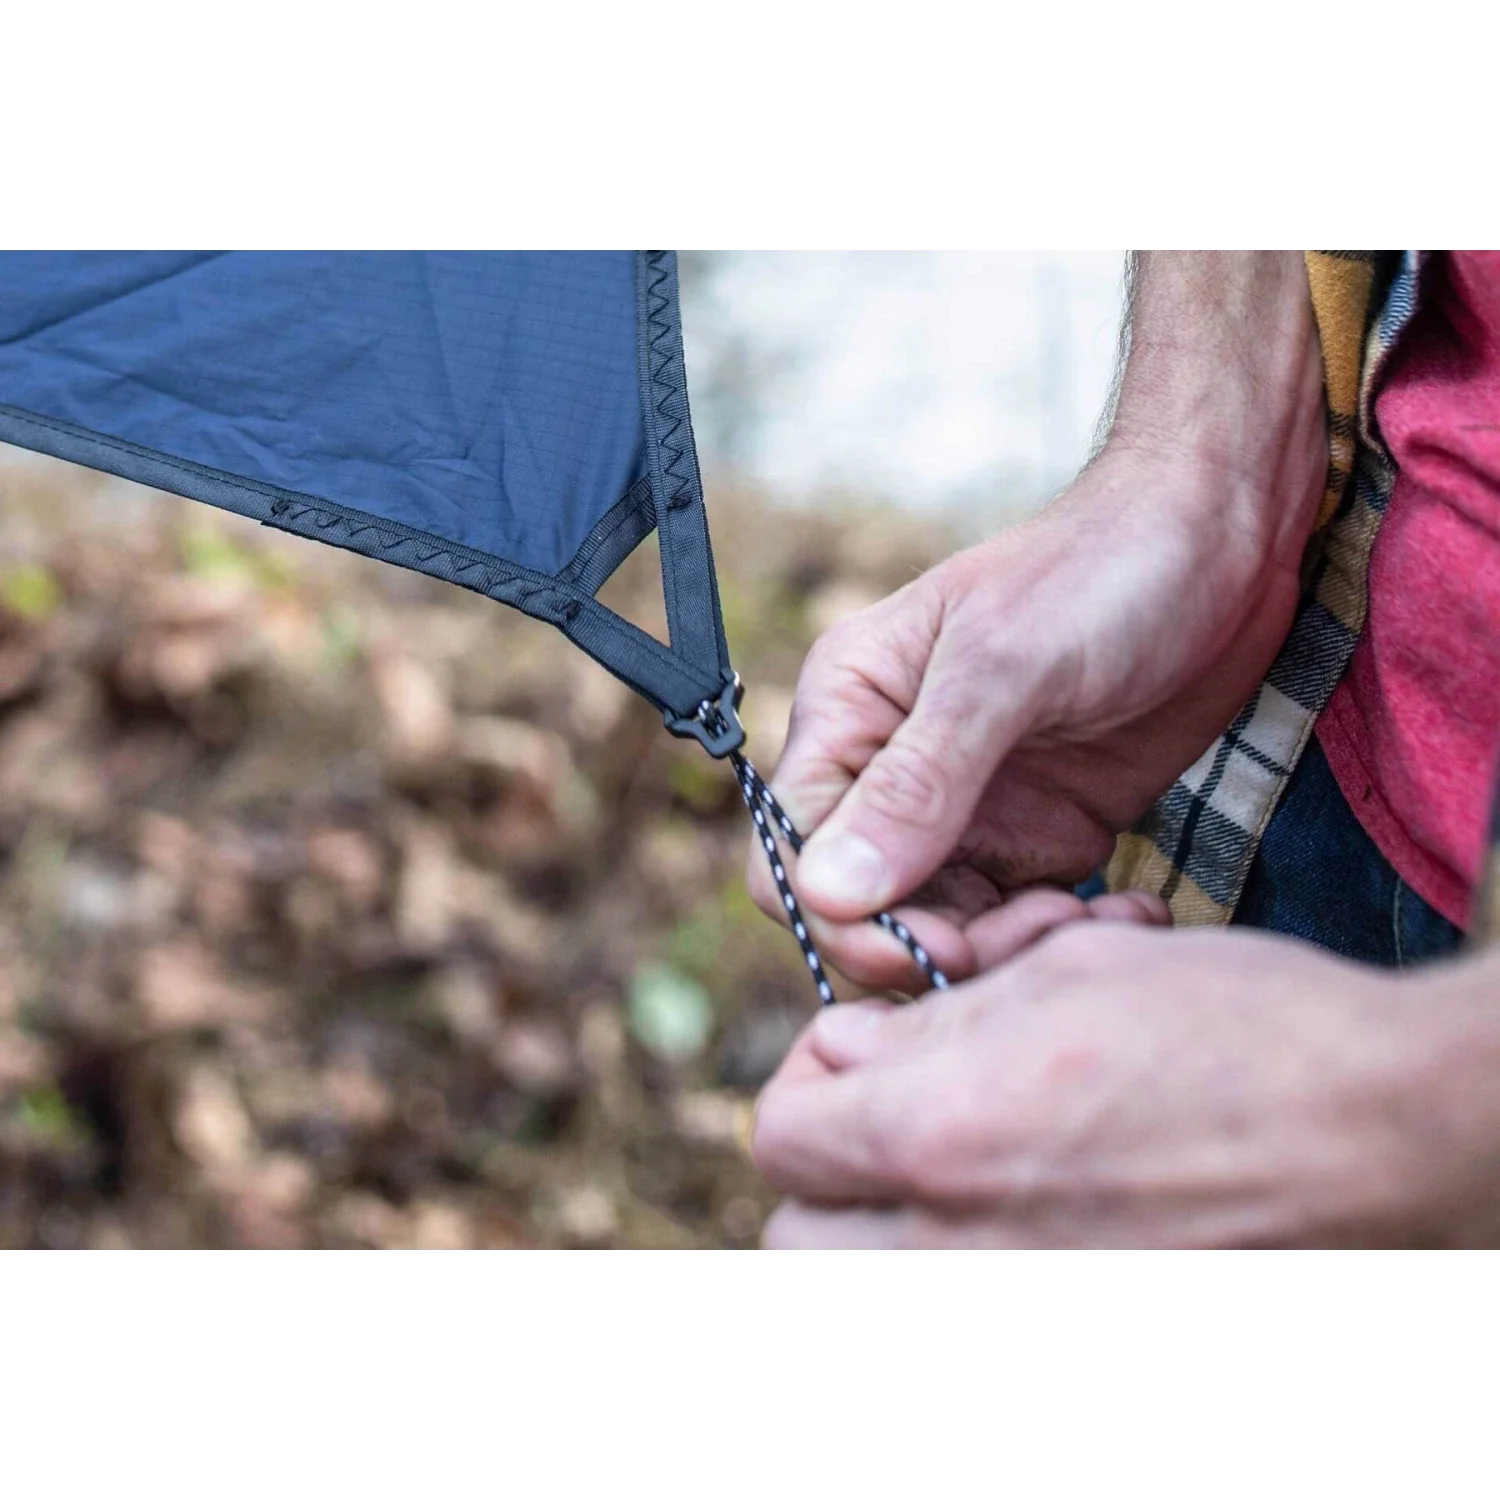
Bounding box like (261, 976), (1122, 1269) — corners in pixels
(813, 1002), (888, 1064)
(799, 832), (889, 911)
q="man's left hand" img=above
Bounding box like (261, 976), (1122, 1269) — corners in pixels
(753, 923), (1500, 1247)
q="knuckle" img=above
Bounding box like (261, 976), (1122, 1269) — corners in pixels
(859, 741), (947, 830)
(802, 622), (855, 679)
(942, 606), (1008, 672)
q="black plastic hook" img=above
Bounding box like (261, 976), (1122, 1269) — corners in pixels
(663, 673), (745, 757)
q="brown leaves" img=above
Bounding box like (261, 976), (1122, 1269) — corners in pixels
(305, 828), (385, 912)
(0, 636), (45, 708)
(0, 466), (925, 1249)
(393, 814), (461, 956)
(369, 648), (455, 774)
(134, 942), (277, 1032)
(122, 576), (262, 697)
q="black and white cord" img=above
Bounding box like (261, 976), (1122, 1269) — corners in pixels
(729, 749), (949, 1006)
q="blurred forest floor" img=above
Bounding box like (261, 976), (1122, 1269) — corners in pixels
(0, 449), (951, 1248)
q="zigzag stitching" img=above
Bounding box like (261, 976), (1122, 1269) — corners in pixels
(642, 252), (694, 509)
(264, 519), (678, 681)
(268, 494), (547, 610)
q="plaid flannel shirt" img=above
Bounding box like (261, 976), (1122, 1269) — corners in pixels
(1107, 251), (1500, 948)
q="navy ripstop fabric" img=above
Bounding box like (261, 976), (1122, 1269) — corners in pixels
(0, 250), (947, 1001)
(0, 251), (644, 577)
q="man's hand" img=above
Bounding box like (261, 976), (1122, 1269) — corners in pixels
(753, 926), (1500, 1248)
(749, 253), (1328, 990)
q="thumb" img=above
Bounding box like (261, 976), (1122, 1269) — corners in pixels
(794, 660), (1027, 919)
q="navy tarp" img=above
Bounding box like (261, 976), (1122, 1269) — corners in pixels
(0, 250), (732, 727)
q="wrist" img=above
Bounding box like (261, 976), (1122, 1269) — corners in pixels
(1057, 437), (1309, 602)
(1097, 251), (1327, 569)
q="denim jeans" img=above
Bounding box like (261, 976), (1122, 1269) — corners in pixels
(1083, 738), (1465, 969)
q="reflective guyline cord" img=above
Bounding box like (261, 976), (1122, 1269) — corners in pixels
(668, 677), (950, 1007)
(730, 751), (950, 1006)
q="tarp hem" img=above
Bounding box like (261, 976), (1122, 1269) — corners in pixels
(0, 402), (721, 717)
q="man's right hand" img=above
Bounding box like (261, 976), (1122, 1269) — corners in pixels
(748, 252), (1329, 990)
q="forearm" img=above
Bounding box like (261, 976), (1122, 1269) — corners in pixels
(1097, 251), (1327, 569)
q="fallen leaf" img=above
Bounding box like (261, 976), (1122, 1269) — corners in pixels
(174, 1064), (255, 1173)
(394, 816), (460, 955)
(305, 827), (385, 910)
(552, 1184), (618, 1247)
(369, 650), (453, 768)
(455, 715), (573, 794)
(429, 962), (501, 1046)
(135, 942), (274, 1031)
(671, 1090), (751, 1149)
(492, 1018), (575, 1097)
(627, 964), (715, 1064)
